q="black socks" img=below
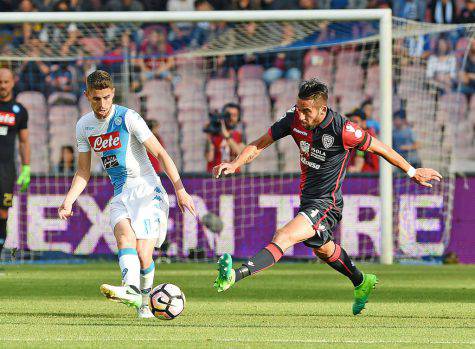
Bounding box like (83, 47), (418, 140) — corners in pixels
(0, 218), (7, 256)
(320, 244), (364, 287)
(235, 242), (284, 282)
(231, 241), (363, 288)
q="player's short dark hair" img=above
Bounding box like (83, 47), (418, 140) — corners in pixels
(86, 70), (114, 91)
(298, 79), (328, 103)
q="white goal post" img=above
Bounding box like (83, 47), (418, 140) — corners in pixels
(0, 9), (394, 264)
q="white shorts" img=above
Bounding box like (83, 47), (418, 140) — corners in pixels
(110, 182), (169, 246)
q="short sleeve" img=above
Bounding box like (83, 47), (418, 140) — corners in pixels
(18, 106), (28, 130)
(126, 110), (153, 143)
(342, 121), (372, 151)
(76, 122), (91, 153)
(269, 109), (293, 141)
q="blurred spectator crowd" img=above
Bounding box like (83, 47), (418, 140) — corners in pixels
(0, 0), (474, 21)
(0, 0), (474, 174)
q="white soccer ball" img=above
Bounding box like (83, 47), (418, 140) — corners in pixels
(148, 283), (186, 320)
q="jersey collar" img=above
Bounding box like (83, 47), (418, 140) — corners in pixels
(318, 108), (334, 129)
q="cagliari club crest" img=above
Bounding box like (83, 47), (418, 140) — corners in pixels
(322, 134), (334, 149)
(299, 141), (310, 154)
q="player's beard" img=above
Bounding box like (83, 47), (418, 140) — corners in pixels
(302, 123), (317, 130)
(0, 89), (11, 101)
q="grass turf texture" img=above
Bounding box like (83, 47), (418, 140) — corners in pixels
(0, 263), (473, 349)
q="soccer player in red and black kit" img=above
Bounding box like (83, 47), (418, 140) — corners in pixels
(0, 68), (30, 258)
(213, 79), (442, 315)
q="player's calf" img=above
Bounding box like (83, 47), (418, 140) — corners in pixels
(214, 242), (285, 292)
(314, 241), (364, 287)
(118, 248), (141, 289)
(0, 218), (6, 257)
(140, 261), (155, 306)
(231, 226), (300, 284)
(136, 238), (158, 306)
(234, 242), (284, 282)
(0, 209), (8, 257)
(215, 216), (315, 291)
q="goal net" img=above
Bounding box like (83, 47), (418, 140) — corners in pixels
(1, 12), (468, 264)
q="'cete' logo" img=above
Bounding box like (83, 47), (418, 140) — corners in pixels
(88, 132), (121, 152)
(0, 112), (16, 126)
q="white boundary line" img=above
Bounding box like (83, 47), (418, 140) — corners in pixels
(0, 338), (473, 344)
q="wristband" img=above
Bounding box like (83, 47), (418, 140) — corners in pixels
(406, 166), (416, 178)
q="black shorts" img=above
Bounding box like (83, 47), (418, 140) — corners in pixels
(0, 162), (16, 209)
(298, 197), (343, 249)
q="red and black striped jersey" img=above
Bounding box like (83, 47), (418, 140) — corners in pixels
(268, 106), (372, 200)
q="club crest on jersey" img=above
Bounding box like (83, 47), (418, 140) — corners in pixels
(299, 141), (310, 154)
(114, 117), (122, 126)
(88, 131), (121, 152)
(322, 134), (334, 149)
(0, 112), (16, 126)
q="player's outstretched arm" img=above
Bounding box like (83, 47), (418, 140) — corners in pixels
(17, 128), (31, 192)
(58, 151), (91, 220)
(143, 136), (197, 217)
(367, 137), (443, 188)
(213, 132), (274, 179)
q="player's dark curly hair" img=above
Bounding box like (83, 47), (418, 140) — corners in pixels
(86, 70), (114, 91)
(298, 79), (328, 102)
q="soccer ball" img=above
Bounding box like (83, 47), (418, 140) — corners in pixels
(148, 283), (186, 320)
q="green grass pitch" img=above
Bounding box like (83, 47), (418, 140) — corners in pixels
(0, 262), (473, 348)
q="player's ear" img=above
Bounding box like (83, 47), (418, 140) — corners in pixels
(320, 104), (327, 116)
(111, 87), (115, 98)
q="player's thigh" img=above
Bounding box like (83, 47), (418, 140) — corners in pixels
(136, 238), (158, 267)
(272, 214), (315, 251)
(113, 219), (137, 249)
(0, 163), (15, 213)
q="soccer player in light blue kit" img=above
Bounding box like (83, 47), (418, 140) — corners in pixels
(58, 70), (196, 318)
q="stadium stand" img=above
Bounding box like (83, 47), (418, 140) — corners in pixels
(1, 1), (475, 173)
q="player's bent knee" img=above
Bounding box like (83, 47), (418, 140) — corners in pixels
(272, 228), (296, 251)
(315, 240), (335, 259)
(137, 250), (153, 268)
(113, 220), (136, 249)
(0, 209), (8, 220)
(114, 232), (135, 249)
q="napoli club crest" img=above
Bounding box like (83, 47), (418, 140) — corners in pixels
(322, 134), (334, 149)
(299, 141), (310, 154)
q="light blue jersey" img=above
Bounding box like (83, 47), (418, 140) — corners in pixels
(76, 104), (159, 196)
